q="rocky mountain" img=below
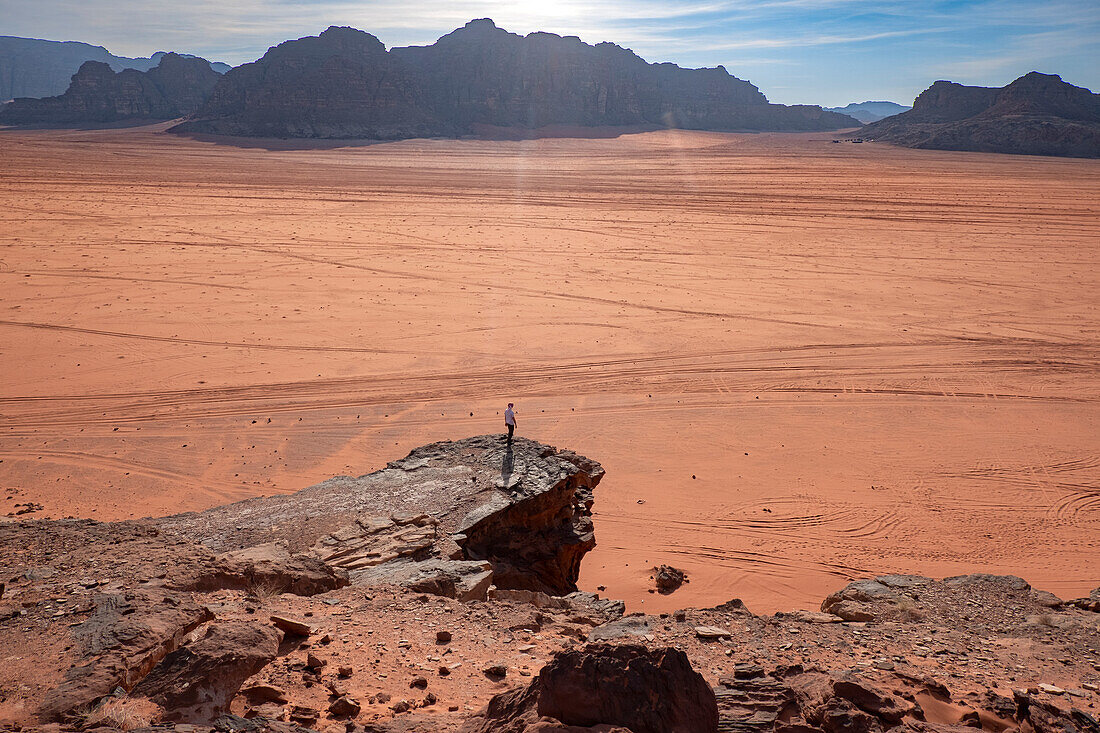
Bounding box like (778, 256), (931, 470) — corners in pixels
(0, 53), (223, 125)
(824, 100), (910, 123)
(858, 72), (1100, 157)
(0, 36), (229, 101)
(172, 20), (859, 139)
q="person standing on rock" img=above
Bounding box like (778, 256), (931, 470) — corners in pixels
(504, 403), (516, 443)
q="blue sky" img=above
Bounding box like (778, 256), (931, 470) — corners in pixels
(2, 0), (1097, 106)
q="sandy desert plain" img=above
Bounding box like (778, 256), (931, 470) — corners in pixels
(0, 123), (1097, 616)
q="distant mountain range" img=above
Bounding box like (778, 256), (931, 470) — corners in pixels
(170, 20), (860, 139)
(824, 101), (910, 123)
(4, 25), (1095, 156)
(858, 72), (1100, 158)
(0, 36), (229, 101)
(0, 54), (222, 125)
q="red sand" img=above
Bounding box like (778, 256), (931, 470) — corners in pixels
(1, 123), (1097, 614)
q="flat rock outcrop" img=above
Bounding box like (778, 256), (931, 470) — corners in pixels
(820, 572), (1065, 624)
(171, 20), (858, 139)
(464, 643), (719, 733)
(159, 435), (603, 598)
(858, 72), (1100, 157)
(0, 52), (222, 125)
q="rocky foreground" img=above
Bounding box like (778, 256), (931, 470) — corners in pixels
(1, 436), (1098, 732)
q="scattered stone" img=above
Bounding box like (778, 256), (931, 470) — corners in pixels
(589, 615), (653, 640)
(270, 615), (311, 637)
(654, 565), (687, 594)
(483, 664), (508, 679)
(289, 705), (320, 726)
(436, 630), (452, 644)
(410, 676), (428, 689)
(328, 695), (361, 718)
(241, 683), (289, 705)
(695, 625), (732, 640)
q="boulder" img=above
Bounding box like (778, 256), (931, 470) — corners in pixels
(464, 643), (719, 733)
(821, 698), (885, 733)
(132, 621), (282, 723)
(270, 615), (312, 637)
(654, 565), (687, 594)
(587, 615), (653, 640)
(832, 678), (920, 723)
(176, 541), (348, 596)
(355, 558), (494, 601)
(37, 591), (213, 721)
(1014, 689), (1100, 733)
(328, 695), (362, 717)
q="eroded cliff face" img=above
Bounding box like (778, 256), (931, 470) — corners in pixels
(858, 72), (1100, 157)
(171, 19), (858, 139)
(452, 440), (600, 595)
(0, 53), (222, 124)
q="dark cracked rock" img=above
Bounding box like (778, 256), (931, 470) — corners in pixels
(464, 643), (719, 733)
(36, 588), (214, 721)
(655, 564), (688, 594)
(132, 621), (282, 722)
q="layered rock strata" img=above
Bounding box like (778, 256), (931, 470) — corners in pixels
(159, 435), (604, 600)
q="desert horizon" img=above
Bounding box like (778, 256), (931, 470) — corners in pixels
(3, 0), (1100, 723)
(3, 123), (1097, 619)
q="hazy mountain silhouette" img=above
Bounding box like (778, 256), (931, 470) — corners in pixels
(0, 53), (223, 125)
(0, 35), (229, 102)
(824, 101), (910, 124)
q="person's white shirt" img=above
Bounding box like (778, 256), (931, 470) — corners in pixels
(504, 407), (515, 426)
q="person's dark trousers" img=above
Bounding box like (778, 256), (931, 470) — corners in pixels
(506, 424), (514, 441)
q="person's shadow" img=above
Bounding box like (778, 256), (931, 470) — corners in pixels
(501, 443), (514, 492)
